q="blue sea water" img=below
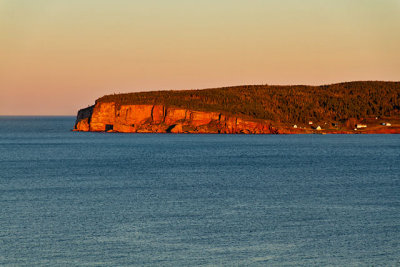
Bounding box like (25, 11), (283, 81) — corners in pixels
(0, 116), (399, 266)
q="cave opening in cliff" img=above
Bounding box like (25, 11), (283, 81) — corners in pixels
(105, 124), (113, 131)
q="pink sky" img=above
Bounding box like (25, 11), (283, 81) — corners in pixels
(1, 0), (399, 115)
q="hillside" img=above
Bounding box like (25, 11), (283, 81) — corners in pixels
(96, 81), (400, 124)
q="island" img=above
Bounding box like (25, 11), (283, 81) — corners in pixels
(74, 81), (400, 134)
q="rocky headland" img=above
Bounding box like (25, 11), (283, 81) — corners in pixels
(74, 81), (400, 134)
(75, 103), (279, 134)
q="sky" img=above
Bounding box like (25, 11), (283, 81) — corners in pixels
(1, 0), (399, 115)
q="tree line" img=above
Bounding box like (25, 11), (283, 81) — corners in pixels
(97, 81), (400, 123)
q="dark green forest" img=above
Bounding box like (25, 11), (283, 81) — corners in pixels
(97, 81), (400, 123)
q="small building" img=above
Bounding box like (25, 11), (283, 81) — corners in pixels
(308, 121), (313, 125)
(386, 123), (392, 126)
(293, 125), (298, 128)
(356, 124), (367, 129)
(316, 126), (322, 131)
(381, 123), (386, 126)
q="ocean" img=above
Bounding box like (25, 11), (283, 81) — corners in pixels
(0, 116), (399, 266)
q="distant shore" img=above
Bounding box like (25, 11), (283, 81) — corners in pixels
(74, 81), (400, 134)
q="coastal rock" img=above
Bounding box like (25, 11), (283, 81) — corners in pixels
(74, 102), (400, 134)
(169, 124), (184, 133)
(90, 102), (116, 131)
(116, 105), (153, 126)
(74, 102), (274, 134)
(152, 105), (165, 123)
(189, 111), (220, 127)
(164, 108), (187, 124)
(75, 117), (90, 131)
(74, 105), (93, 131)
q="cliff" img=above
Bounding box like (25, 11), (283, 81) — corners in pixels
(74, 103), (278, 134)
(74, 81), (400, 134)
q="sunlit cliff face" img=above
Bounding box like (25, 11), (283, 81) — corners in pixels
(1, 0), (400, 115)
(74, 103), (274, 134)
(74, 102), (400, 134)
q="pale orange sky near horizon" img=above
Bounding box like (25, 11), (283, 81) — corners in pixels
(1, 0), (400, 115)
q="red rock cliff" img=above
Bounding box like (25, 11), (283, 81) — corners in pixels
(74, 102), (276, 134)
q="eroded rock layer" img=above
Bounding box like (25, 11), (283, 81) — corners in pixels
(74, 102), (276, 134)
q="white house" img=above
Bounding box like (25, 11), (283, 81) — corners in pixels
(356, 124), (367, 129)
